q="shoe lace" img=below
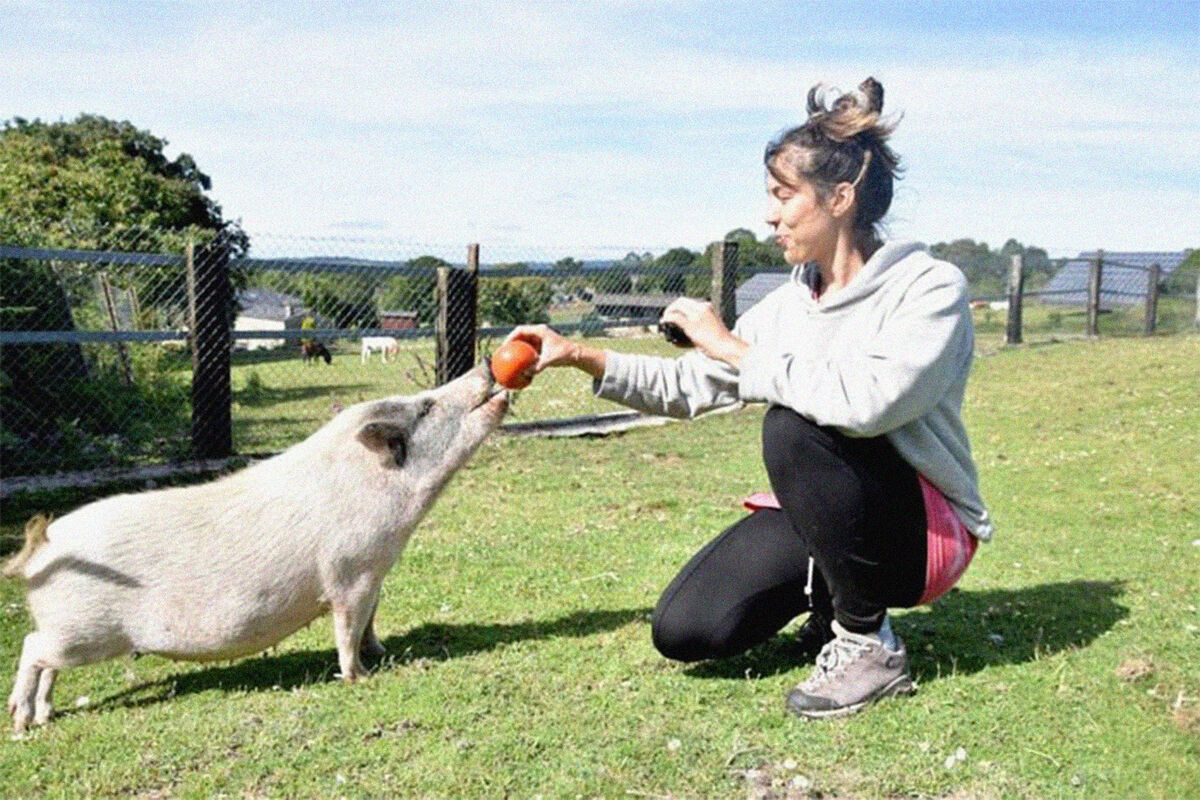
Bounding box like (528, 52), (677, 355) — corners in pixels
(800, 635), (870, 692)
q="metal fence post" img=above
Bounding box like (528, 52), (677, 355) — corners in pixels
(1006, 253), (1024, 345)
(436, 243), (479, 385)
(186, 239), (233, 459)
(1144, 261), (1160, 336)
(1087, 249), (1104, 337)
(711, 239), (739, 330)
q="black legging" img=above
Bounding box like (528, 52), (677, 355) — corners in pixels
(651, 405), (927, 662)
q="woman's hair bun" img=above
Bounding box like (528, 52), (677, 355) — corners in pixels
(858, 77), (884, 114)
(805, 77), (890, 142)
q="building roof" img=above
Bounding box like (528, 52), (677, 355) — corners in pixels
(237, 288), (308, 322)
(735, 272), (790, 316)
(592, 293), (679, 311)
(1040, 251), (1186, 306)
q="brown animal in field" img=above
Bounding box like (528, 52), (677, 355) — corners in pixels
(301, 341), (332, 364)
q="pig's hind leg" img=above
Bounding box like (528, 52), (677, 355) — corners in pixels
(33, 667), (57, 726)
(8, 633), (63, 732)
(9, 629), (127, 732)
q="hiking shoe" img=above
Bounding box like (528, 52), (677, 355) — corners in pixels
(785, 621), (915, 719)
(792, 611), (835, 659)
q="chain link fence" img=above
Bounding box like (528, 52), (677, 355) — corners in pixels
(4, 230), (1194, 489)
(1, 228), (728, 486)
(974, 250), (1198, 344)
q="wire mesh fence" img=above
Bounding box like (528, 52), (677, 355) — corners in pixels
(1, 227), (729, 483)
(3, 229), (1194, 486)
(971, 250), (1198, 345)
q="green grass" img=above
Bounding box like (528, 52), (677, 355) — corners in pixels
(2, 334), (1198, 799)
(228, 332), (684, 454)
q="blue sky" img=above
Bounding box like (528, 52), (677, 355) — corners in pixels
(3, 1), (1197, 259)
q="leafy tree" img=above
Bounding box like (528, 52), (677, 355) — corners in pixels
(645, 247), (697, 294)
(0, 115), (247, 252)
(376, 255), (447, 327)
(931, 238), (1060, 297)
(724, 227), (787, 276)
(1, 114), (247, 472)
(296, 273), (377, 329)
(479, 277), (551, 326)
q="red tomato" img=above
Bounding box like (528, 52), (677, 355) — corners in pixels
(491, 340), (539, 389)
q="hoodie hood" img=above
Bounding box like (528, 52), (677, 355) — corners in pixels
(790, 240), (928, 310)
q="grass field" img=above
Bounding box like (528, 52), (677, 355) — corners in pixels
(1, 333), (1197, 799)
(226, 331), (686, 455)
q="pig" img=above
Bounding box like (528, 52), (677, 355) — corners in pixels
(4, 365), (508, 733)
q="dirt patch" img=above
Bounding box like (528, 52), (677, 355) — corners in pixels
(1115, 658), (1154, 682)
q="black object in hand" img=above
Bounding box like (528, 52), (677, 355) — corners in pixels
(658, 321), (693, 347)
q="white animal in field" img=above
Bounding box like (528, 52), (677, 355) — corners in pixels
(361, 336), (399, 363)
(4, 366), (508, 733)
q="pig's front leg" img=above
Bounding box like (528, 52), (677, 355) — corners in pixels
(330, 589), (381, 683)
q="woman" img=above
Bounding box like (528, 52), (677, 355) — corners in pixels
(506, 77), (992, 719)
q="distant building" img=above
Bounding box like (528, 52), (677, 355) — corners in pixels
(234, 288), (328, 350)
(1041, 251), (1187, 307)
(380, 310), (419, 330)
(592, 293), (680, 321)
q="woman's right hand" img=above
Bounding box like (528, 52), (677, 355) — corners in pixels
(505, 325), (607, 379)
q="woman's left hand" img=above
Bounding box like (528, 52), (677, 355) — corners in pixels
(660, 298), (749, 369)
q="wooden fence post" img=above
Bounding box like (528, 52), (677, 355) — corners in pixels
(186, 238), (233, 459)
(711, 240), (739, 330)
(436, 243), (479, 385)
(1144, 261), (1160, 336)
(99, 273), (134, 385)
(1005, 253), (1024, 345)
(1087, 249), (1104, 337)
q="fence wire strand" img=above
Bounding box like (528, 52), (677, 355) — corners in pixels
(2, 230), (1195, 483)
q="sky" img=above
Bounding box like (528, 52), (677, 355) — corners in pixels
(3, 0), (1198, 261)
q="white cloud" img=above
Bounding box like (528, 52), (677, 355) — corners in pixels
(3, 1), (1197, 255)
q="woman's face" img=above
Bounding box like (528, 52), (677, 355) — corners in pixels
(765, 167), (837, 266)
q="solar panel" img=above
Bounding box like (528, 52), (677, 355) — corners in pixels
(1039, 252), (1186, 306)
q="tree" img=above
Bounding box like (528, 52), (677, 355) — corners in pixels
(479, 277), (551, 326)
(0, 115), (246, 251)
(0, 115), (247, 472)
(647, 247), (697, 294)
(373, 255), (447, 327)
(931, 238), (1059, 297)
(694, 229), (787, 287)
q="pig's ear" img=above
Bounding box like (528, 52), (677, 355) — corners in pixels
(357, 422), (407, 468)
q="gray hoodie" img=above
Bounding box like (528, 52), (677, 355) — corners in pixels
(595, 240), (993, 540)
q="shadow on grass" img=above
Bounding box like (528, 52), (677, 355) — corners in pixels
(684, 580), (1127, 682)
(87, 607), (651, 715)
(233, 383), (374, 408)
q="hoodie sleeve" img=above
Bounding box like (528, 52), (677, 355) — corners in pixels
(738, 265), (973, 437)
(594, 347), (742, 418)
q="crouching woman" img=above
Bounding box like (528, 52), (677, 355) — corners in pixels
(507, 77), (992, 718)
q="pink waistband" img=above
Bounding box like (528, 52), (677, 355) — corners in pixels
(741, 478), (976, 605)
(915, 475), (977, 603)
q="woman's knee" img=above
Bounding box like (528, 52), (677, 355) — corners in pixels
(651, 596), (720, 662)
(761, 406), (829, 475)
